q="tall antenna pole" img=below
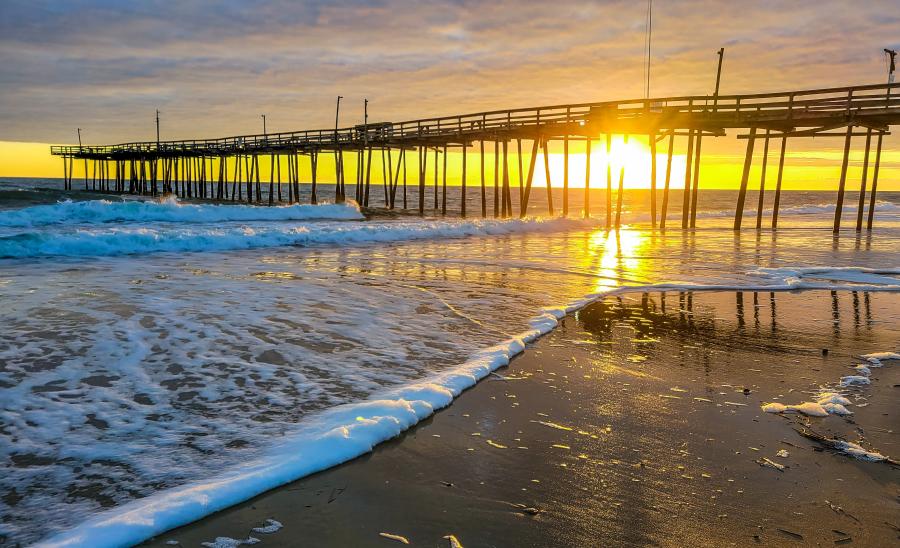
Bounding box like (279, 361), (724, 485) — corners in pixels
(261, 114), (267, 137)
(713, 47), (725, 111)
(646, 0), (652, 98)
(77, 127), (82, 148)
(155, 109), (160, 145)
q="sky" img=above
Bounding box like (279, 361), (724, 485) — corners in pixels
(1, 0), (898, 189)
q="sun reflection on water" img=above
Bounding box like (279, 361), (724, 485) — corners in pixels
(584, 227), (649, 293)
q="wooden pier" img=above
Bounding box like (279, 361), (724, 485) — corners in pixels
(51, 82), (900, 231)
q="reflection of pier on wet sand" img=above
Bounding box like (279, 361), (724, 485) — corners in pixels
(142, 290), (900, 547)
(53, 83), (900, 232)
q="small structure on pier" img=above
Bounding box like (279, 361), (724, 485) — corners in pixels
(52, 83), (899, 232)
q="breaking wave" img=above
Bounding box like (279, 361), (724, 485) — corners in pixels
(0, 198), (363, 228)
(0, 217), (595, 259)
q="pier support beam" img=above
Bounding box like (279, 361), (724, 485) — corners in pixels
(690, 133), (702, 228)
(520, 138), (538, 218)
(855, 129), (872, 231)
(734, 127), (758, 230)
(833, 124), (853, 233)
(615, 135), (628, 228)
(605, 134), (612, 228)
(543, 138), (554, 216)
(771, 136), (787, 229)
(660, 132), (674, 229)
(866, 131), (883, 231)
(480, 140), (486, 218)
(649, 132), (657, 227)
(584, 138), (592, 218)
(563, 133), (569, 217)
(461, 144), (467, 218)
(755, 129), (771, 230)
(681, 130), (695, 229)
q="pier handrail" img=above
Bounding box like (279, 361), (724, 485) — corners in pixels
(51, 82), (900, 158)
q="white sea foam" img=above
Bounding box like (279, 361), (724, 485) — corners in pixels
(33, 266), (900, 548)
(0, 198), (363, 227)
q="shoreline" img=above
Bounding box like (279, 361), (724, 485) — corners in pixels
(121, 292), (897, 546)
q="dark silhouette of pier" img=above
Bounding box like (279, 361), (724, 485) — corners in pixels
(51, 82), (900, 232)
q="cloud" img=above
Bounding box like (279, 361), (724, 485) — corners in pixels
(1, 0), (898, 147)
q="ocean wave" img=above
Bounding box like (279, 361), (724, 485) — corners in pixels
(36, 265), (900, 548)
(0, 217), (595, 259)
(0, 198), (363, 227)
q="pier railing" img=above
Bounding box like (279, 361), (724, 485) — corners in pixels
(51, 82), (900, 159)
(50, 82), (899, 234)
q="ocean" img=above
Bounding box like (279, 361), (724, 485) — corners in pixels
(1, 178), (898, 546)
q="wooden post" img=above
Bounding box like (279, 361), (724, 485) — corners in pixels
(433, 148), (439, 210)
(386, 148), (395, 209)
(520, 138), (539, 217)
(502, 140), (511, 217)
(517, 139), (524, 205)
(461, 143), (467, 218)
(771, 136), (787, 229)
(418, 146), (426, 216)
(866, 131), (883, 231)
(337, 149), (345, 203)
(734, 127), (757, 230)
(253, 155), (261, 203)
(381, 149), (389, 207)
(584, 138), (592, 218)
(563, 133), (569, 217)
(296, 152), (302, 203)
(833, 124), (853, 233)
(364, 146), (373, 207)
(480, 139), (486, 217)
(755, 130), (770, 229)
(690, 132), (702, 228)
(441, 145), (448, 216)
(615, 135), (628, 228)
(310, 151), (319, 205)
(403, 147), (408, 209)
(855, 129), (873, 231)
(543, 138), (554, 215)
(681, 130), (695, 229)
(649, 132), (657, 227)
(493, 140), (500, 218)
(606, 134), (612, 228)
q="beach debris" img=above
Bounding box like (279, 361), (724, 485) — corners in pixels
(776, 449), (790, 458)
(251, 519), (283, 534)
(860, 351), (900, 364)
(201, 537), (260, 548)
(796, 428), (895, 464)
(513, 503), (543, 516)
(165, 541), (180, 546)
(486, 439), (507, 449)
(534, 420), (573, 431)
(776, 528), (804, 540)
(440, 481), (454, 487)
(825, 501), (861, 523)
(443, 534), (464, 548)
(756, 457), (785, 471)
(840, 375), (870, 387)
(379, 532), (410, 544)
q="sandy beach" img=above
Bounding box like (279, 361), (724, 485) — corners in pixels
(142, 290), (900, 547)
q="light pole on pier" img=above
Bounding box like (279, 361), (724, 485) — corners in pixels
(77, 127), (82, 149)
(713, 47), (725, 111)
(155, 109), (160, 145)
(261, 114), (267, 137)
(334, 96), (343, 142)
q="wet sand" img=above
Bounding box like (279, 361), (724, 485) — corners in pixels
(144, 290), (900, 547)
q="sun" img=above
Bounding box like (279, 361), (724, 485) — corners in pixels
(530, 135), (688, 190)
